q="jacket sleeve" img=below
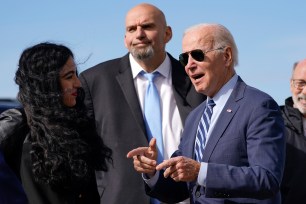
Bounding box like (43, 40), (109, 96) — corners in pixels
(0, 108), (28, 179)
(205, 98), (285, 199)
(145, 150), (190, 203)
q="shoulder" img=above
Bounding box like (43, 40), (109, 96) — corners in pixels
(246, 86), (278, 108)
(80, 54), (129, 77)
(0, 108), (24, 120)
(167, 53), (185, 74)
(0, 108), (27, 143)
(235, 78), (279, 108)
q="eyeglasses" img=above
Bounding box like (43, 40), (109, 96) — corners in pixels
(179, 47), (224, 67)
(292, 79), (306, 90)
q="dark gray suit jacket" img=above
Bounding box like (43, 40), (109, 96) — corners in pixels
(79, 53), (205, 204)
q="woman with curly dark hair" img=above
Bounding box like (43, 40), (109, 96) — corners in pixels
(11, 42), (112, 204)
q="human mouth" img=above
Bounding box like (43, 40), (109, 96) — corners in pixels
(134, 43), (148, 48)
(134, 40), (150, 46)
(298, 96), (306, 106)
(191, 73), (204, 83)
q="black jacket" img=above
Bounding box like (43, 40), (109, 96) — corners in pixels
(0, 109), (99, 204)
(280, 97), (306, 203)
(0, 108), (27, 179)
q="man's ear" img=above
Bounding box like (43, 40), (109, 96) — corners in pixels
(124, 35), (128, 49)
(224, 47), (233, 67)
(164, 26), (172, 43)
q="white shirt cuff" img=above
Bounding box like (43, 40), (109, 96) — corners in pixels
(197, 162), (208, 186)
(142, 171), (159, 188)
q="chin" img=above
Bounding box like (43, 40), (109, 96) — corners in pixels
(194, 87), (204, 94)
(63, 100), (77, 107)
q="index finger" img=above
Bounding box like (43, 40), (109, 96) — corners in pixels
(156, 157), (180, 170)
(126, 147), (148, 158)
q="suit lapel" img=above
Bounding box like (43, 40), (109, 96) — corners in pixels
(169, 54), (194, 123)
(171, 55), (190, 100)
(202, 78), (246, 161)
(116, 55), (146, 134)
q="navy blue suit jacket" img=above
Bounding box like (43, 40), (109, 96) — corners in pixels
(0, 148), (27, 204)
(147, 77), (286, 204)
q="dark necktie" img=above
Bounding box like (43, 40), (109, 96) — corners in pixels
(195, 99), (215, 162)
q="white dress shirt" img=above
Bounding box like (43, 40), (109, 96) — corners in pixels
(129, 54), (184, 160)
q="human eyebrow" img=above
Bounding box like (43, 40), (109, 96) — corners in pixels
(61, 70), (76, 79)
(140, 22), (155, 30)
(292, 79), (306, 83)
(126, 25), (136, 32)
(126, 22), (155, 32)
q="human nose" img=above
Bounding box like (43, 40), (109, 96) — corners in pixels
(302, 85), (306, 94)
(74, 77), (81, 88)
(184, 54), (197, 71)
(135, 26), (145, 38)
(187, 52), (200, 66)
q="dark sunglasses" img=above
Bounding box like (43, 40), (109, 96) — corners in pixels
(179, 47), (224, 67)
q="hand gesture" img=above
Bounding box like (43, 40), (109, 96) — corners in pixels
(156, 156), (200, 182)
(126, 138), (158, 177)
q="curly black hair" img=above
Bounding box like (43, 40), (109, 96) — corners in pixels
(15, 42), (112, 188)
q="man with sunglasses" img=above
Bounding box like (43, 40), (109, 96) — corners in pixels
(79, 3), (205, 204)
(127, 23), (285, 204)
(280, 59), (306, 204)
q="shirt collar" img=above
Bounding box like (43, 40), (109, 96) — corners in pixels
(129, 53), (171, 79)
(209, 74), (238, 105)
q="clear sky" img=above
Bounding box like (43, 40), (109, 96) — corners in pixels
(1, 0), (306, 105)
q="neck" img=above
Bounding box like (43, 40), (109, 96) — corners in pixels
(134, 52), (166, 73)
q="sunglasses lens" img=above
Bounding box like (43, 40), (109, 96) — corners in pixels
(179, 50), (205, 67)
(179, 53), (189, 66)
(190, 50), (204, 62)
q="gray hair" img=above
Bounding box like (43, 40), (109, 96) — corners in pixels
(184, 23), (239, 67)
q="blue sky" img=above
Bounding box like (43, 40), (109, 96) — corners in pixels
(1, 1), (306, 105)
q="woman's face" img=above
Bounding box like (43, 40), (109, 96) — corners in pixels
(59, 56), (81, 107)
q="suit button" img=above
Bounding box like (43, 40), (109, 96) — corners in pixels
(195, 190), (201, 198)
(214, 192), (221, 197)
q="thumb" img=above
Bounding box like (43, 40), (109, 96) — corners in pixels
(147, 138), (158, 160)
(148, 138), (157, 152)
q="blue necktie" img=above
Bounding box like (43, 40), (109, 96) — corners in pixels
(142, 72), (163, 204)
(195, 99), (215, 162)
(142, 71), (164, 164)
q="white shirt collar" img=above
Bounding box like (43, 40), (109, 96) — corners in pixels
(129, 53), (171, 79)
(210, 74), (239, 106)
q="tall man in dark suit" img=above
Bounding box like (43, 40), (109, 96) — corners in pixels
(127, 23), (285, 203)
(79, 3), (205, 204)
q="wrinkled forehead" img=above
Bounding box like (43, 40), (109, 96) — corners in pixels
(125, 5), (165, 27)
(182, 30), (214, 51)
(293, 62), (306, 78)
(125, 13), (156, 27)
(59, 57), (76, 75)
